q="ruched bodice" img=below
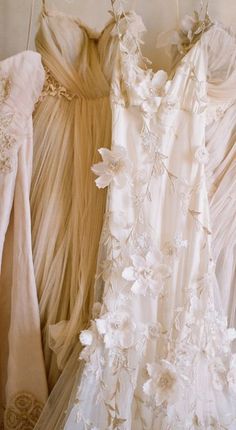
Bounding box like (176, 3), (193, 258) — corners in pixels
(36, 10), (118, 99)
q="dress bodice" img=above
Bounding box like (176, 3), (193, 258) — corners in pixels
(35, 10), (120, 99)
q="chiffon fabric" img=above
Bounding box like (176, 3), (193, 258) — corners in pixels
(168, 18), (236, 333)
(206, 84), (236, 330)
(35, 10), (236, 430)
(0, 51), (48, 430)
(30, 5), (120, 390)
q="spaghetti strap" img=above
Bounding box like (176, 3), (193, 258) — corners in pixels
(42, 0), (47, 15)
(26, 0), (35, 49)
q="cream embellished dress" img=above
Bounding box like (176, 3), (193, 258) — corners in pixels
(0, 51), (48, 430)
(35, 8), (236, 430)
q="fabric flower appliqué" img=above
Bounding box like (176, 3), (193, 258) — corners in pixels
(163, 234), (188, 257)
(132, 71), (168, 116)
(80, 329), (95, 347)
(194, 146), (209, 165)
(79, 321), (100, 362)
(122, 251), (171, 296)
(143, 360), (181, 406)
(146, 322), (164, 339)
(227, 354), (236, 394)
(96, 311), (136, 349)
(92, 146), (129, 189)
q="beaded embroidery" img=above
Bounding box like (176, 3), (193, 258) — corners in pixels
(0, 77), (10, 103)
(4, 392), (43, 430)
(39, 66), (75, 101)
(0, 75), (16, 174)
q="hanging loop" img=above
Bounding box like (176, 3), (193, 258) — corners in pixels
(200, 0), (210, 16)
(42, 0), (47, 14)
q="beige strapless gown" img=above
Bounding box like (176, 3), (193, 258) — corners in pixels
(31, 6), (119, 390)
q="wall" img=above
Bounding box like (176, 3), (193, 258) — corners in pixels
(1, 0), (236, 71)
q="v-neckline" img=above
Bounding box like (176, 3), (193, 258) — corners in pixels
(42, 8), (116, 40)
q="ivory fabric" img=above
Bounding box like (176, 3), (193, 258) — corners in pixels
(35, 10), (236, 430)
(30, 7), (120, 390)
(0, 51), (48, 430)
(206, 94), (236, 330)
(63, 17), (236, 429)
(167, 16), (236, 334)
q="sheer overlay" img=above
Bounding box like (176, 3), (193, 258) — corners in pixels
(30, 6), (120, 390)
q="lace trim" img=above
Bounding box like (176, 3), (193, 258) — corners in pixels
(4, 392), (43, 430)
(39, 66), (75, 101)
(0, 75), (17, 174)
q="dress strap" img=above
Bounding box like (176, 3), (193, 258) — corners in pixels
(200, 0), (210, 16)
(42, 0), (47, 15)
(26, 0), (35, 49)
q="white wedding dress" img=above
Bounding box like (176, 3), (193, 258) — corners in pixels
(35, 9), (236, 430)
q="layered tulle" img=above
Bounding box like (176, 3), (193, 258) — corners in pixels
(30, 9), (120, 390)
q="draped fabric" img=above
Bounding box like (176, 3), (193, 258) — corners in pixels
(168, 19), (236, 331)
(62, 18), (236, 429)
(169, 21), (236, 332)
(205, 33), (236, 328)
(34, 10), (236, 430)
(31, 8), (120, 390)
(0, 51), (48, 430)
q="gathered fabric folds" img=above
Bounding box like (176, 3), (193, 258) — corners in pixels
(205, 35), (236, 329)
(169, 20), (236, 333)
(30, 9), (120, 390)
